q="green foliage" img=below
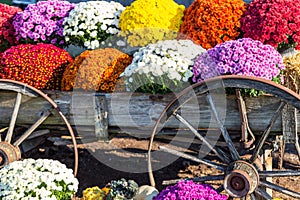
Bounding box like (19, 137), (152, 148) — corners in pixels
(107, 178), (139, 200)
(51, 180), (75, 200)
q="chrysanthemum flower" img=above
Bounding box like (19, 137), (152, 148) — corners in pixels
(179, 0), (246, 49)
(0, 43), (73, 89)
(61, 48), (132, 92)
(241, 0), (300, 51)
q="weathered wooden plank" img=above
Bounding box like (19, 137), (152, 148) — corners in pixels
(0, 82), (38, 97)
(0, 90), (299, 136)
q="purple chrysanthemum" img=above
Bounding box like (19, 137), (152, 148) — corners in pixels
(13, 0), (74, 47)
(192, 38), (284, 83)
(154, 181), (228, 200)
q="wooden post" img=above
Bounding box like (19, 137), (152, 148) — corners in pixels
(282, 104), (298, 166)
(94, 94), (108, 139)
(263, 149), (273, 197)
(70, 92), (108, 140)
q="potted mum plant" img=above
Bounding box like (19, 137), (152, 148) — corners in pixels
(154, 180), (227, 200)
(12, 0), (74, 48)
(0, 3), (22, 52)
(61, 48), (132, 93)
(179, 0), (246, 49)
(192, 38), (284, 96)
(241, 0), (300, 54)
(0, 158), (78, 200)
(118, 0), (185, 47)
(0, 43), (73, 90)
(123, 39), (206, 94)
(63, 1), (124, 50)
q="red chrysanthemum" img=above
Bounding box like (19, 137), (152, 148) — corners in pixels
(0, 3), (22, 52)
(0, 43), (73, 89)
(241, 0), (300, 51)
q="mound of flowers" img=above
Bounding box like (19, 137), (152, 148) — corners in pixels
(0, 43), (73, 89)
(118, 0), (185, 47)
(0, 158), (78, 200)
(154, 180), (227, 200)
(192, 38), (284, 95)
(123, 39), (206, 94)
(13, 0), (74, 47)
(241, 0), (300, 51)
(193, 38), (284, 81)
(179, 0), (246, 49)
(0, 3), (22, 52)
(61, 48), (132, 92)
(63, 1), (125, 50)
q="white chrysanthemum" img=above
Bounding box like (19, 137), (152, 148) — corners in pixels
(123, 39), (206, 93)
(0, 158), (78, 200)
(63, 1), (125, 49)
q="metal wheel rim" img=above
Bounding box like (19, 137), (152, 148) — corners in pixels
(148, 75), (300, 199)
(0, 79), (78, 176)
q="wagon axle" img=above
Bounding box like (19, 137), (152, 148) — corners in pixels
(0, 79), (78, 175)
(0, 142), (21, 168)
(148, 76), (300, 199)
(224, 160), (259, 197)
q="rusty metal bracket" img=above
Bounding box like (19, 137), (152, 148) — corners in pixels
(235, 89), (255, 149)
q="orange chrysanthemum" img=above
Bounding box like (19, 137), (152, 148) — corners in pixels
(179, 0), (246, 49)
(61, 48), (132, 92)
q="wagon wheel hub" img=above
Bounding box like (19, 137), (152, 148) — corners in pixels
(224, 160), (259, 198)
(0, 142), (21, 168)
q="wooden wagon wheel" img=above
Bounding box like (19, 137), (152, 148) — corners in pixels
(0, 79), (78, 176)
(148, 75), (300, 199)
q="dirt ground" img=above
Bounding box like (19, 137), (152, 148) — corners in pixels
(30, 133), (300, 199)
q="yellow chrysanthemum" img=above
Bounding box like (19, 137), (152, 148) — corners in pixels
(119, 0), (185, 46)
(82, 186), (106, 200)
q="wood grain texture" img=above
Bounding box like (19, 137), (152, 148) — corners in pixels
(0, 91), (297, 136)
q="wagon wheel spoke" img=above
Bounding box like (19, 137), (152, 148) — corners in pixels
(0, 127), (8, 142)
(206, 92), (240, 161)
(5, 92), (22, 143)
(250, 101), (286, 163)
(148, 75), (300, 197)
(255, 187), (272, 199)
(172, 112), (231, 164)
(216, 185), (224, 193)
(259, 170), (300, 177)
(250, 193), (258, 200)
(260, 180), (300, 198)
(159, 145), (226, 171)
(0, 79), (78, 176)
(295, 140), (300, 162)
(13, 108), (53, 147)
(162, 175), (225, 185)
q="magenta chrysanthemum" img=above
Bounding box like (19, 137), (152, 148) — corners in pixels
(154, 181), (228, 200)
